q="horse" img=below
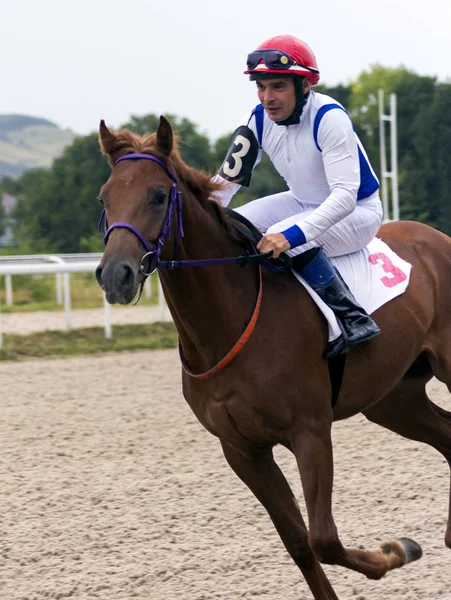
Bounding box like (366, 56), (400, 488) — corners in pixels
(95, 115), (451, 600)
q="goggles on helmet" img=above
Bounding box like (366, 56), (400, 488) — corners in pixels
(246, 49), (319, 75)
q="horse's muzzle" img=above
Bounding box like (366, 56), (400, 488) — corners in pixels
(96, 258), (138, 305)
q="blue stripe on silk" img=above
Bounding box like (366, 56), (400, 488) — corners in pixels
(246, 104), (264, 147)
(282, 224), (307, 249)
(313, 103), (379, 201)
(356, 145), (380, 199)
(254, 103), (264, 147)
(313, 104), (346, 152)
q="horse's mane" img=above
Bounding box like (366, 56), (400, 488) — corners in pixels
(102, 128), (241, 242)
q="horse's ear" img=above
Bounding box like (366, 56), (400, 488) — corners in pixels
(99, 120), (117, 155)
(156, 115), (173, 156)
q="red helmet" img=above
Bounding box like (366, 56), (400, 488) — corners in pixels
(244, 35), (320, 85)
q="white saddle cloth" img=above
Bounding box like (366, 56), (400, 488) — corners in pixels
(292, 238), (412, 342)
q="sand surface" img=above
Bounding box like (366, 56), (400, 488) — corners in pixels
(1, 310), (451, 599)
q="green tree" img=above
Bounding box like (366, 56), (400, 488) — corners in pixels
(12, 169), (54, 253)
(315, 83), (352, 109)
(14, 135), (110, 253)
(0, 175), (24, 241)
(0, 199), (5, 238)
(124, 114), (215, 171)
(0, 175), (25, 196)
(405, 82), (451, 233)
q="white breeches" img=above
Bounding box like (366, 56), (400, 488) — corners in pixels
(234, 190), (383, 258)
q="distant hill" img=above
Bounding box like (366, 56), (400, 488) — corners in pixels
(0, 114), (77, 179)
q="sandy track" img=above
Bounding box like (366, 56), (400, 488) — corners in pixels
(1, 349), (451, 600)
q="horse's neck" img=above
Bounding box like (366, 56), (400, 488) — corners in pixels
(159, 199), (258, 372)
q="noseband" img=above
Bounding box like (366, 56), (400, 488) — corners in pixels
(100, 153), (184, 276)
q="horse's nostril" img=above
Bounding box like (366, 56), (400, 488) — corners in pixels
(95, 265), (104, 288)
(120, 263), (134, 287)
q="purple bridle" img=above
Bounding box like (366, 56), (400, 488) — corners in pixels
(100, 153), (184, 276)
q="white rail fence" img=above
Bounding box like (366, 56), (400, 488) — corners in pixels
(0, 254), (166, 349)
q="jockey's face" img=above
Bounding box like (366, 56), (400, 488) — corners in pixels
(256, 77), (297, 122)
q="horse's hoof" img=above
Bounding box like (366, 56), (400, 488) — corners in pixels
(380, 537), (423, 566)
(396, 537), (423, 564)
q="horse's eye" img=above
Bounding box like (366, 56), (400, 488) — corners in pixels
(154, 191), (167, 205)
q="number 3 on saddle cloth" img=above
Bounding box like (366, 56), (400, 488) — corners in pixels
(298, 240), (412, 343)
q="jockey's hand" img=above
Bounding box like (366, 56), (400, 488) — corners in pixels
(257, 233), (291, 259)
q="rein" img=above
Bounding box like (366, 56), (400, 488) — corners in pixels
(179, 265), (263, 379)
(100, 152), (288, 379)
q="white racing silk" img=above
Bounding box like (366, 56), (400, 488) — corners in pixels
(213, 90), (381, 250)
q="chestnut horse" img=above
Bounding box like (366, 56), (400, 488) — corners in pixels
(96, 116), (451, 600)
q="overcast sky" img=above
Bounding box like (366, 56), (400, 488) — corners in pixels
(2, 0), (450, 141)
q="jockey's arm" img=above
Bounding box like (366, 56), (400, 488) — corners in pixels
(280, 109), (360, 249)
(210, 174), (242, 207)
(210, 115), (263, 207)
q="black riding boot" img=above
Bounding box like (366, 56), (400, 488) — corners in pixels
(292, 248), (381, 358)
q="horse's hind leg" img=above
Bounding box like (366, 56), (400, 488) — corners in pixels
(363, 372), (451, 549)
(220, 440), (339, 600)
(292, 413), (417, 580)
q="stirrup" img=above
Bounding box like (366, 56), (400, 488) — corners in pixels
(346, 326), (381, 348)
(325, 334), (348, 359)
(325, 320), (381, 359)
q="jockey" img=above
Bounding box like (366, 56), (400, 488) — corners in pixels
(212, 34), (383, 358)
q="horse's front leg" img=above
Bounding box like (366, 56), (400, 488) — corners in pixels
(220, 439), (339, 600)
(293, 417), (422, 579)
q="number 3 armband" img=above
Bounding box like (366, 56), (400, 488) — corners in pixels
(219, 126), (259, 187)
